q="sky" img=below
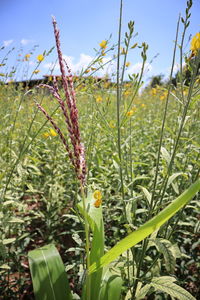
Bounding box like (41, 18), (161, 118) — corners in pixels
(1, 0), (200, 83)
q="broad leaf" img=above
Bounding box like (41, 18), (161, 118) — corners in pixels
(28, 244), (72, 300)
(135, 283), (152, 300)
(149, 238), (176, 273)
(151, 276), (195, 300)
(99, 268), (123, 300)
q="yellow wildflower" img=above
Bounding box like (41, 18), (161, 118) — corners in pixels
(190, 32), (200, 55)
(43, 132), (50, 138)
(85, 69), (90, 74)
(127, 110), (134, 117)
(37, 54), (44, 62)
(50, 129), (57, 137)
(125, 62), (131, 68)
(141, 103), (145, 107)
(109, 121), (116, 128)
(24, 54), (31, 61)
(99, 40), (107, 49)
(160, 91), (167, 101)
(96, 96), (103, 103)
(124, 90), (131, 97)
(33, 69), (40, 74)
(151, 88), (157, 96)
(93, 190), (102, 208)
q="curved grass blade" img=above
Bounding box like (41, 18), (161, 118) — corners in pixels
(89, 179), (200, 274)
(28, 244), (72, 300)
(99, 271), (123, 300)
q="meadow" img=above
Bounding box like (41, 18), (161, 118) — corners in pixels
(0, 1), (200, 299)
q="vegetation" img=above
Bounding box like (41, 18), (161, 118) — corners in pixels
(0, 0), (200, 299)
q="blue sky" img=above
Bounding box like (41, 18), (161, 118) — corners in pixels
(1, 0), (200, 83)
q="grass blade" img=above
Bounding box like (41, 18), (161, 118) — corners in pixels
(89, 179), (200, 274)
(28, 244), (72, 300)
(78, 192), (104, 300)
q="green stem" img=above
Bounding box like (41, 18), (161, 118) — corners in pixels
(116, 0), (127, 220)
(149, 16), (180, 214)
(80, 185), (91, 300)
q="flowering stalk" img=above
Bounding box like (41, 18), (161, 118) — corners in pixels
(37, 18), (86, 186)
(35, 17), (90, 298)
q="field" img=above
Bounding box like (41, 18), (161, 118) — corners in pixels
(0, 2), (200, 300)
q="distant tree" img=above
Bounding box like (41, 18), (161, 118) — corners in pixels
(175, 62), (199, 86)
(149, 74), (164, 88)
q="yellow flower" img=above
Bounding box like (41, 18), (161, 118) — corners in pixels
(125, 62), (131, 67)
(151, 88), (157, 96)
(124, 90), (131, 97)
(50, 129), (57, 137)
(93, 190), (102, 200)
(127, 110), (134, 117)
(85, 69), (90, 74)
(99, 40), (107, 49)
(190, 32), (200, 55)
(43, 132), (50, 138)
(127, 111), (133, 117)
(96, 96), (103, 103)
(93, 190), (102, 208)
(37, 54), (44, 62)
(33, 69), (40, 74)
(24, 54), (31, 61)
(94, 198), (102, 208)
(159, 91), (167, 101)
(109, 121), (116, 128)
(141, 103), (145, 107)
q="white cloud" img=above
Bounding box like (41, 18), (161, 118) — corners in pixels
(128, 62), (153, 75)
(44, 53), (115, 77)
(3, 40), (13, 47)
(166, 62), (186, 77)
(28, 61), (35, 66)
(20, 39), (33, 45)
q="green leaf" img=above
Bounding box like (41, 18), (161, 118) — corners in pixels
(99, 268), (123, 300)
(28, 244), (72, 300)
(135, 283), (152, 300)
(2, 238), (16, 245)
(8, 217), (24, 223)
(137, 185), (151, 206)
(151, 276), (195, 300)
(168, 172), (186, 187)
(0, 264), (11, 270)
(149, 238), (176, 273)
(161, 146), (171, 165)
(89, 179), (200, 274)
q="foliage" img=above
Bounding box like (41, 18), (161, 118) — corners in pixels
(0, 0), (200, 299)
